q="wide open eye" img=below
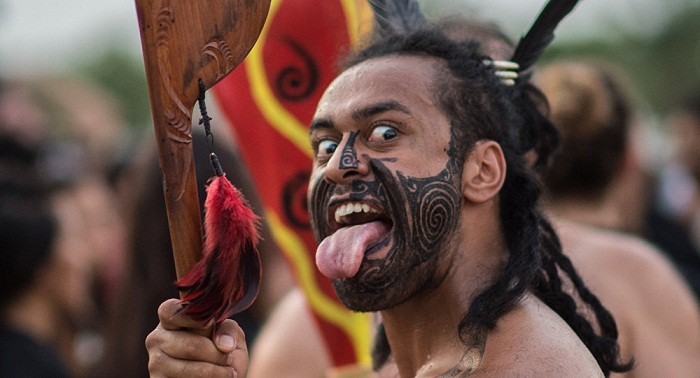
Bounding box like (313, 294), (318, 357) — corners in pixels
(316, 139), (338, 160)
(369, 125), (398, 142)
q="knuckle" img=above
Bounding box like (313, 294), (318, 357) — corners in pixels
(147, 350), (165, 373)
(157, 300), (170, 318)
(144, 327), (161, 349)
(157, 298), (179, 320)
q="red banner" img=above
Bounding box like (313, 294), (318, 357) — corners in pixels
(213, 0), (373, 368)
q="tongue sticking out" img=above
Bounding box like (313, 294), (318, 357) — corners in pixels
(316, 221), (389, 279)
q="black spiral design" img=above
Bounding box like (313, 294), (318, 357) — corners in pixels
(307, 173), (333, 243)
(400, 169), (460, 260)
(339, 132), (359, 169)
(415, 182), (459, 252)
(274, 38), (319, 101)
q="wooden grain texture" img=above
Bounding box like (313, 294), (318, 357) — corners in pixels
(135, 0), (270, 279)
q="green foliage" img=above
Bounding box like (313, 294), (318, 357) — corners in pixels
(541, 4), (700, 115)
(76, 49), (151, 130)
(71, 1), (700, 127)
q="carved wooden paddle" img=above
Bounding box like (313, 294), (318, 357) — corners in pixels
(134, 0), (270, 280)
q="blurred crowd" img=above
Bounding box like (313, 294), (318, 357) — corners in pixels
(1, 28), (700, 378)
(0, 76), (293, 377)
(0, 77), (129, 377)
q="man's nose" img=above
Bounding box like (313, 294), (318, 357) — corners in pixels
(324, 131), (369, 184)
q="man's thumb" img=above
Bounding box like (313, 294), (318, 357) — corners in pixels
(214, 319), (245, 353)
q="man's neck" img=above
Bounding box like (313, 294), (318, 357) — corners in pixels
(379, 245), (503, 377)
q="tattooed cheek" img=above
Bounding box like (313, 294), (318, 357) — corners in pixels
(308, 174), (332, 240)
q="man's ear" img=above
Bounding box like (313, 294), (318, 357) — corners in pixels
(461, 140), (506, 203)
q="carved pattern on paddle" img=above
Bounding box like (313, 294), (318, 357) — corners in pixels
(135, 0), (270, 278)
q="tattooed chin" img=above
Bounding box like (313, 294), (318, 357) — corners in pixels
(310, 158), (463, 311)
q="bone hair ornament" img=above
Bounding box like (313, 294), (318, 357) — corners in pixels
(368, 0), (577, 81)
(484, 59), (520, 86)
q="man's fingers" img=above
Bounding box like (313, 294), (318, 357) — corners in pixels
(146, 324), (232, 367)
(157, 298), (213, 331)
(147, 299), (250, 377)
(148, 352), (239, 378)
(213, 319), (249, 377)
(215, 319), (247, 353)
(228, 348), (248, 378)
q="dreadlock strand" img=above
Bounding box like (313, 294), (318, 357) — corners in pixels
(463, 149), (542, 335)
(537, 217), (633, 375)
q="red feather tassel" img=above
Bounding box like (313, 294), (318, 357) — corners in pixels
(175, 173), (262, 326)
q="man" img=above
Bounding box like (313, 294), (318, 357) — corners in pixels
(238, 35), (700, 378)
(147, 19), (630, 377)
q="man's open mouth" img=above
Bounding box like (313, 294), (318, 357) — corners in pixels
(330, 201), (393, 235)
(316, 200), (395, 279)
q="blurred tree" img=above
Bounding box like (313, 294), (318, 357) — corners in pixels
(76, 49), (151, 131)
(66, 0), (700, 130)
(542, 3), (700, 115)
(646, 4), (700, 111)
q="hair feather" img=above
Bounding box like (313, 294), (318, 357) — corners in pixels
(511, 0), (580, 72)
(369, 0), (428, 36)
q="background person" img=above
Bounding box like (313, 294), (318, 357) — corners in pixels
(535, 59), (700, 377)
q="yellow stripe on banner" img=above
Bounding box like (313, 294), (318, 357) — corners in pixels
(246, 0), (313, 159)
(340, 0), (374, 47)
(265, 209), (371, 365)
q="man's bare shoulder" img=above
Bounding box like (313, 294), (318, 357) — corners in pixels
(249, 288), (332, 378)
(475, 295), (603, 377)
(556, 220), (700, 376)
(557, 220), (694, 298)
(557, 221), (698, 316)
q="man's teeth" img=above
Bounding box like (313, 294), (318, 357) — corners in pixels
(334, 202), (377, 223)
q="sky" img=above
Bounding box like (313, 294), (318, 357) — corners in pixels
(0, 0), (692, 77)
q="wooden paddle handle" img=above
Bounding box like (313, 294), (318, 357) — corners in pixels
(135, 0), (270, 279)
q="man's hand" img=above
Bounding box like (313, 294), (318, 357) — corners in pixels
(146, 299), (249, 378)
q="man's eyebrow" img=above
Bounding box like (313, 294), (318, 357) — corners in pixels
(309, 118), (333, 134)
(309, 101), (410, 134)
(352, 101), (410, 121)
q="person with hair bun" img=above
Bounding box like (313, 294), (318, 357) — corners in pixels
(536, 60), (700, 377)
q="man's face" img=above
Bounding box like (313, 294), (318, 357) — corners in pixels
(307, 55), (464, 311)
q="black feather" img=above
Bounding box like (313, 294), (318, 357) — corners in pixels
(368, 0), (427, 36)
(511, 0), (580, 72)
